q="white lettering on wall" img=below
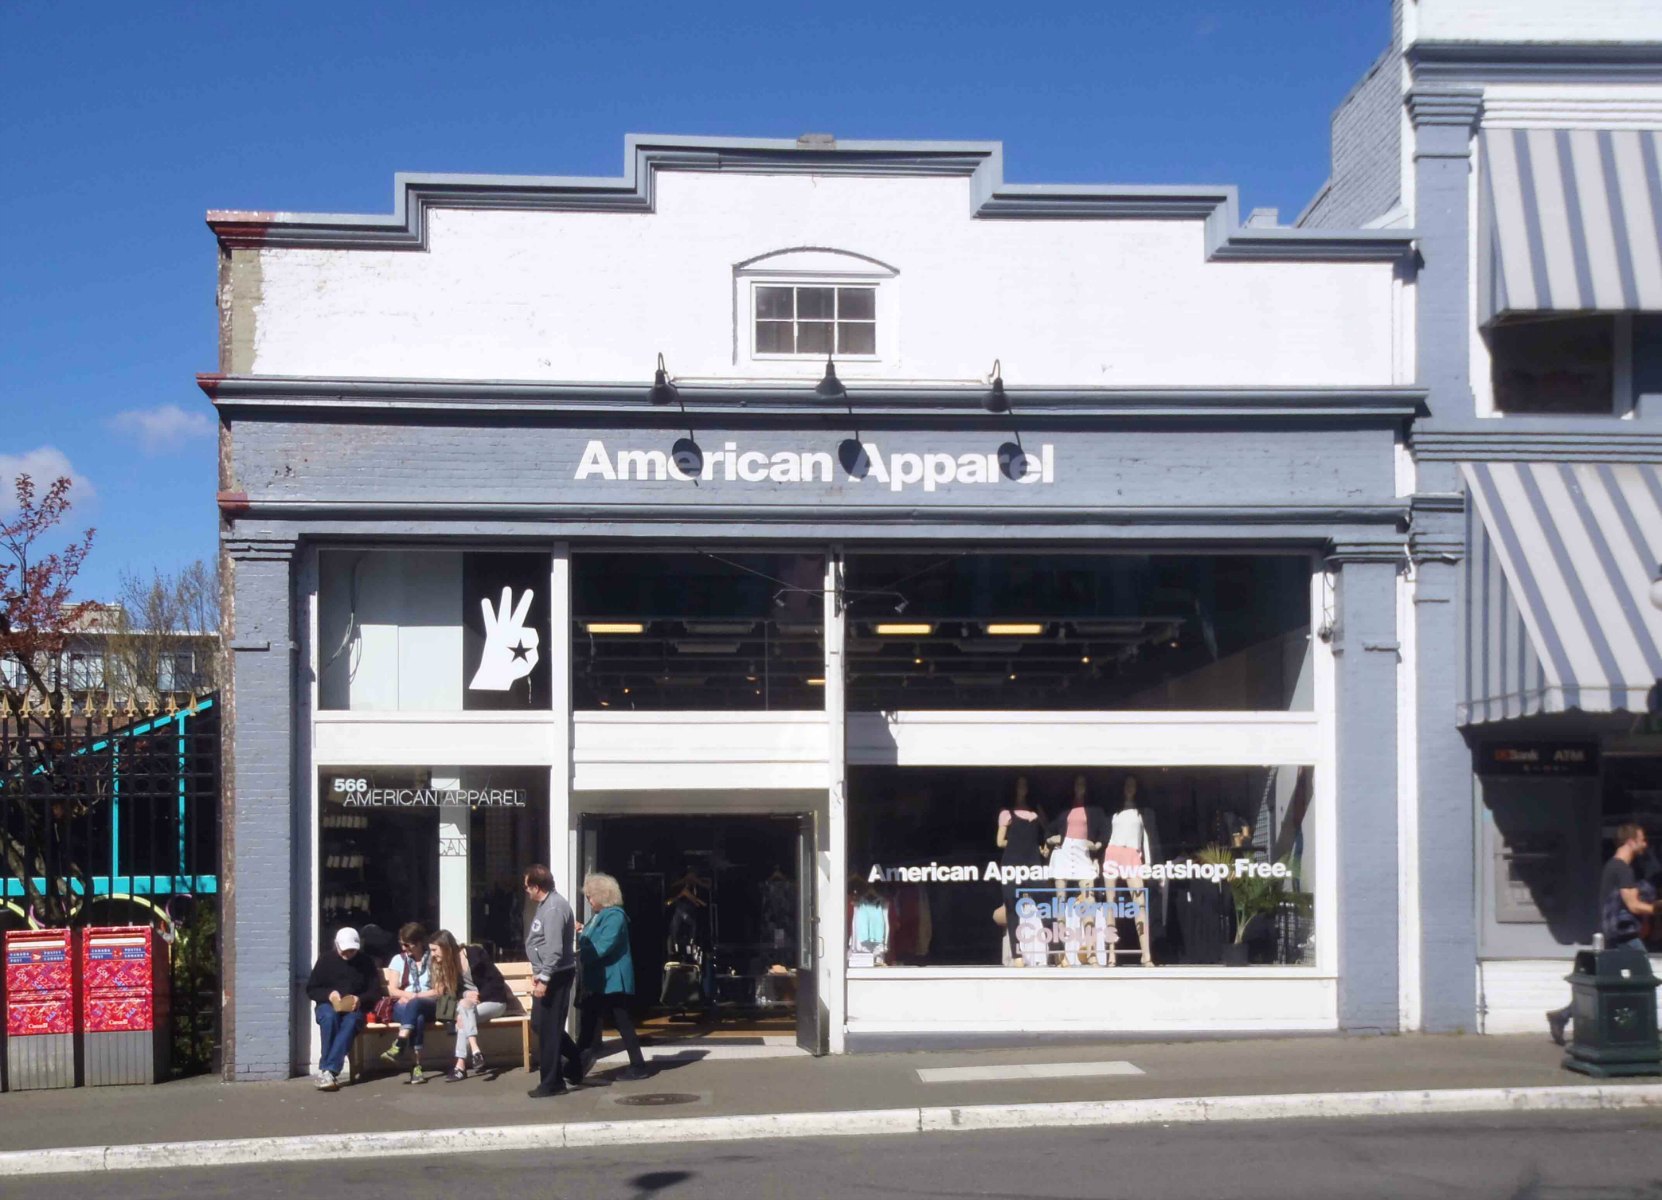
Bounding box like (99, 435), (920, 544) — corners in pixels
(573, 440), (1056, 492)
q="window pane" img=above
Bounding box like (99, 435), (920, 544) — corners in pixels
(796, 287), (835, 319)
(850, 765), (1316, 967)
(755, 320), (793, 354)
(573, 551), (826, 711)
(843, 553), (1312, 711)
(838, 288), (875, 320)
(838, 322), (876, 355)
(756, 287), (794, 320)
(797, 322), (833, 354)
(1490, 315), (1613, 413)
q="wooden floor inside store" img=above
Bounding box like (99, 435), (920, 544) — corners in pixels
(636, 1011), (797, 1042)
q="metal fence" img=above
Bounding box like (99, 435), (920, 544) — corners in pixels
(0, 693), (221, 1076)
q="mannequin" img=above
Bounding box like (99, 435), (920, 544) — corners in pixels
(1046, 774), (1109, 966)
(1103, 775), (1154, 965)
(851, 883), (890, 965)
(996, 775), (1047, 966)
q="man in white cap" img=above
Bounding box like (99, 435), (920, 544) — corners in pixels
(304, 926), (382, 1090)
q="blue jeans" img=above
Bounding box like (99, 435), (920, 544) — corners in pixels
(315, 1004), (365, 1075)
(393, 996), (438, 1050)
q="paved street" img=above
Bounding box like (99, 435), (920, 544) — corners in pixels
(9, 1111), (1661, 1200)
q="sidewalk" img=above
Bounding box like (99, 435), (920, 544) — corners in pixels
(1, 1033), (1659, 1174)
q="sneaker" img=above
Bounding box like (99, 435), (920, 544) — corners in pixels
(446, 1066), (467, 1082)
(405, 1064), (427, 1085)
(315, 1070), (338, 1091)
(470, 1050), (487, 1073)
(379, 1043), (409, 1067)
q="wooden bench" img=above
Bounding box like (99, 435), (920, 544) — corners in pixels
(350, 961), (537, 1077)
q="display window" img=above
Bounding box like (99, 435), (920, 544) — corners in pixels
(1479, 745), (1662, 956)
(318, 767), (548, 963)
(841, 553), (1314, 711)
(571, 551), (826, 710)
(848, 765), (1316, 968)
(317, 549), (552, 712)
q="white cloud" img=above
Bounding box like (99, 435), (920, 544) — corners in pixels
(0, 446), (96, 515)
(109, 404), (215, 455)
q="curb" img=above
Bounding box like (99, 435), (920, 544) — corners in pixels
(3, 1083), (1661, 1177)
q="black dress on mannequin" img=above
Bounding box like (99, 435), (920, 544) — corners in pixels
(1000, 811), (1046, 960)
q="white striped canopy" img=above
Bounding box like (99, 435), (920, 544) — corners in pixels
(1480, 127), (1662, 323)
(1461, 461), (1662, 725)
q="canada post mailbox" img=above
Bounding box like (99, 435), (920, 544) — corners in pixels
(4, 928), (75, 1090)
(81, 926), (171, 1085)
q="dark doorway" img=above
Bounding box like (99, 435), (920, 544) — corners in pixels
(588, 815), (802, 1038)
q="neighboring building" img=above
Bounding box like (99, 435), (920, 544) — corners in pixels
(206, 0), (1660, 1083)
(1302, 0), (1662, 1036)
(0, 603), (217, 709)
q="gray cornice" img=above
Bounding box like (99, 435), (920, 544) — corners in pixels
(1326, 539), (1410, 564)
(220, 500), (1410, 528)
(1411, 424), (1662, 463)
(206, 133), (1414, 264)
(201, 374), (1427, 423)
(1406, 88), (1484, 128)
(1408, 41), (1662, 84)
(223, 536), (298, 562)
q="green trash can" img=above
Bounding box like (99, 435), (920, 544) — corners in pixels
(1562, 947), (1661, 1078)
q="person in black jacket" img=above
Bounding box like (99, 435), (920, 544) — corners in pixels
(305, 927), (381, 1091)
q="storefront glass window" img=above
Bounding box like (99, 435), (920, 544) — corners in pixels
(319, 767), (548, 963)
(848, 765), (1316, 968)
(318, 549), (552, 712)
(842, 553), (1313, 711)
(572, 551), (825, 710)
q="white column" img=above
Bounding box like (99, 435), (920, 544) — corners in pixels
(433, 767), (468, 937)
(822, 550), (849, 1052)
(550, 545), (574, 894)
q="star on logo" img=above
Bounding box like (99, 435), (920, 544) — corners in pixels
(510, 640), (531, 662)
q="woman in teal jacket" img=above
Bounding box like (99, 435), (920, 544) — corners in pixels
(569, 873), (650, 1082)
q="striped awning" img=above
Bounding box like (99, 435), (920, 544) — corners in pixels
(1480, 128), (1662, 323)
(1460, 461), (1662, 725)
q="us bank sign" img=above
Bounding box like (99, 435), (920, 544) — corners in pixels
(574, 439), (1057, 493)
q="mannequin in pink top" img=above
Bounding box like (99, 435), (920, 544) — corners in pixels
(1045, 774), (1109, 966)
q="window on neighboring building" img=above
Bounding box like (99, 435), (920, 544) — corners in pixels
(1489, 315), (1615, 414)
(157, 651), (196, 692)
(0, 655), (27, 690)
(66, 651), (105, 691)
(754, 285), (876, 356)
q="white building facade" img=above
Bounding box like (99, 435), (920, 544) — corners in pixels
(209, 0), (1662, 1080)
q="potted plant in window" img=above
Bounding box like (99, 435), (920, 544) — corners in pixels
(1197, 845), (1297, 966)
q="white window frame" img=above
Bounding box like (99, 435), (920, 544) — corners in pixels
(750, 281), (880, 361)
(733, 249), (900, 372)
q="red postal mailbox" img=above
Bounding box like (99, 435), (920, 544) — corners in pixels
(4, 928), (75, 1090)
(81, 926), (171, 1085)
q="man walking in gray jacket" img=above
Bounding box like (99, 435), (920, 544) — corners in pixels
(522, 863), (577, 1097)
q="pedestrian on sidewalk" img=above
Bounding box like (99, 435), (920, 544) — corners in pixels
(430, 929), (511, 1081)
(380, 922), (440, 1082)
(523, 863), (578, 1098)
(1548, 823), (1658, 1045)
(569, 872), (651, 1084)
(305, 927), (381, 1091)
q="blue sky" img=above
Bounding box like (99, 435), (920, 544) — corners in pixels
(0, 1), (1390, 601)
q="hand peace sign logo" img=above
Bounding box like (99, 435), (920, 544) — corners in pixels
(469, 586), (540, 691)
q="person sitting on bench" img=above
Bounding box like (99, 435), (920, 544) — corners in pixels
(380, 922), (440, 1082)
(305, 927), (380, 1091)
(430, 929), (511, 1081)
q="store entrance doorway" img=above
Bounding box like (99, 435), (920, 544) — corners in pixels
(583, 814), (819, 1052)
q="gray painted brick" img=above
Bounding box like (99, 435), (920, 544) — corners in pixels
(1334, 558), (1400, 1033)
